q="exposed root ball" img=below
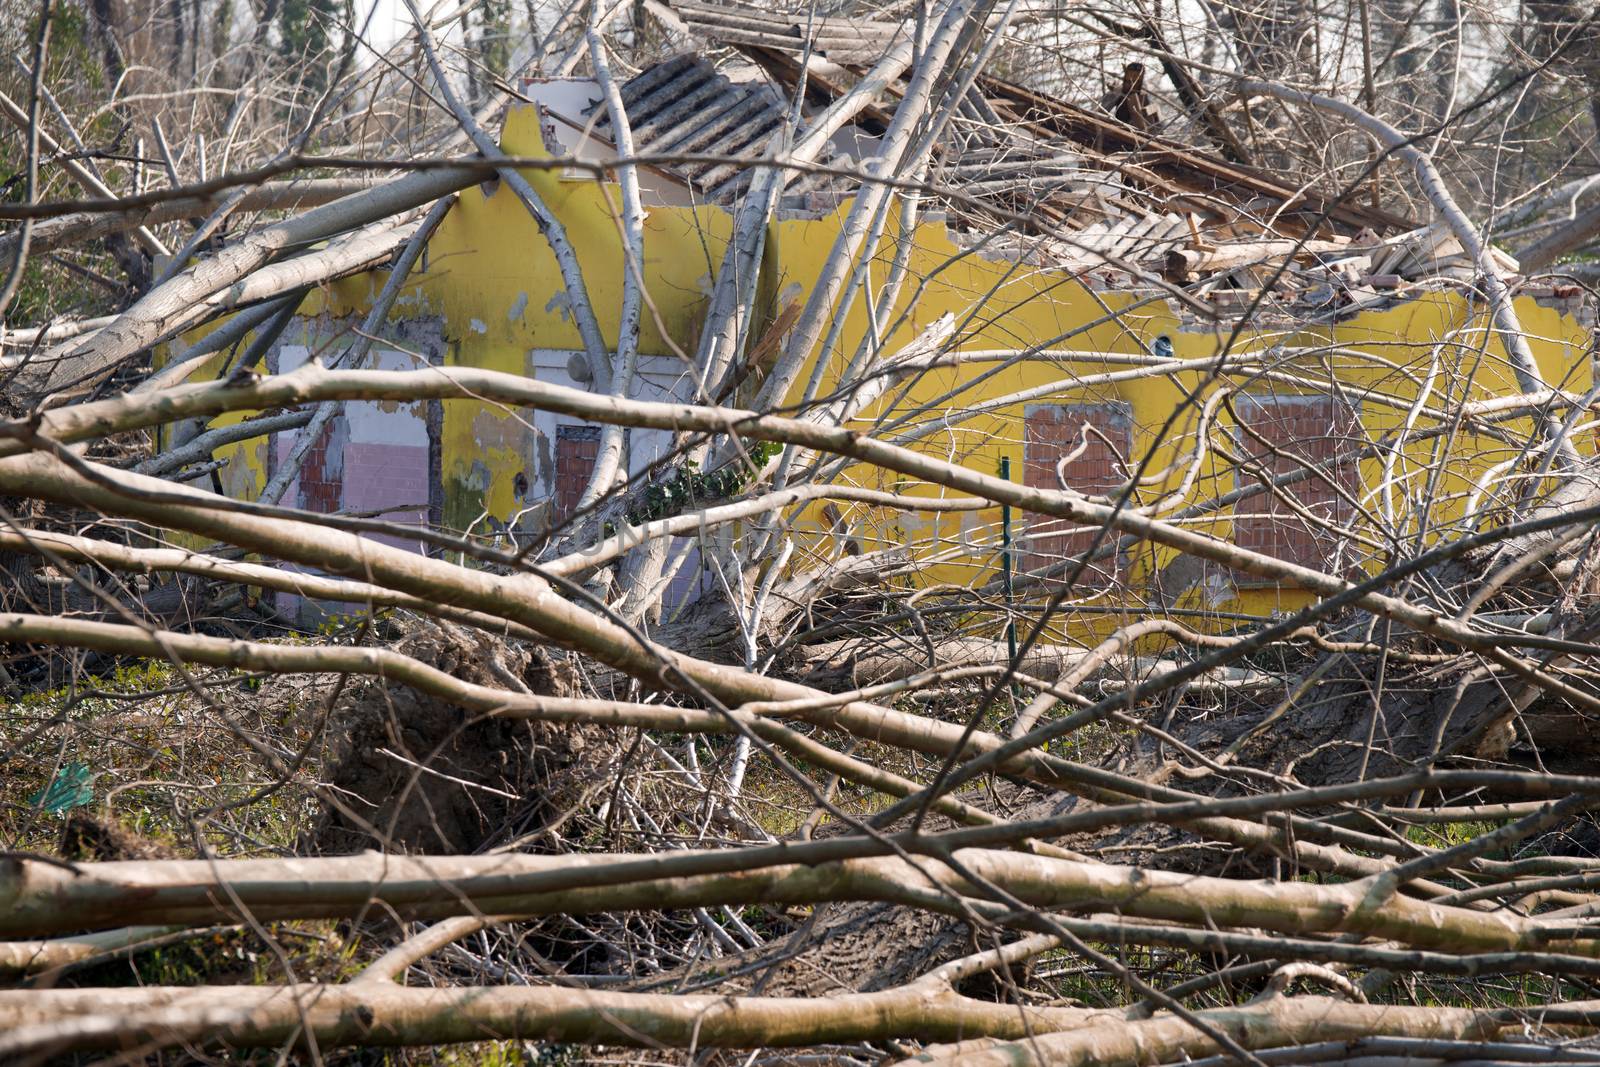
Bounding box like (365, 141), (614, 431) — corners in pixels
(312, 622), (613, 854)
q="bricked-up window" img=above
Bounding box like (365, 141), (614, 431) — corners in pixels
(292, 418), (343, 514)
(1231, 394), (1362, 578)
(1022, 403), (1133, 587)
(553, 425), (601, 522)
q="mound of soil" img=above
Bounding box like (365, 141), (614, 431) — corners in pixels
(310, 622), (615, 855)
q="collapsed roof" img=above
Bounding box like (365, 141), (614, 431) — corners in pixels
(572, 0), (1589, 320)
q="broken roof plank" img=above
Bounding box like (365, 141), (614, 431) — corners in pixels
(670, 1), (910, 64)
(653, 0), (1416, 236)
(977, 75), (1417, 236)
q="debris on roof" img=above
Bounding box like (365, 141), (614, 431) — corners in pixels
(569, 1), (1567, 319)
(586, 53), (843, 202)
(667, 0), (910, 65)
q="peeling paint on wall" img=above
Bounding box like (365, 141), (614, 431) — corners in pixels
(543, 291), (572, 322)
(164, 92), (1596, 635)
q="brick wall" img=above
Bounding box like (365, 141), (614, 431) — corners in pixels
(551, 423), (709, 609)
(1231, 393), (1362, 577)
(1021, 403), (1133, 586)
(553, 425), (602, 522)
(267, 334), (440, 618)
(270, 416), (345, 515)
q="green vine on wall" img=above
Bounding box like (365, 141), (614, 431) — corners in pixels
(624, 441), (783, 526)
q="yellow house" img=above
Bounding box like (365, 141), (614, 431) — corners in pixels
(167, 49), (1595, 631)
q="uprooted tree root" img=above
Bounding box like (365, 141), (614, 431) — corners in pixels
(309, 621), (615, 856)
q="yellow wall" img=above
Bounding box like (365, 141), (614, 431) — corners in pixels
(426, 106), (740, 533)
(760, 206), (1590, 629)
(167, 102), (1594, 636)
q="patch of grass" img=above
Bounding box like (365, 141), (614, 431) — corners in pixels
(3, 654), (329, 860)
(1403, 819), (1502, 851)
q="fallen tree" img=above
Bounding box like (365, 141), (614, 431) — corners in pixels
(5, 0), (1600, 1063)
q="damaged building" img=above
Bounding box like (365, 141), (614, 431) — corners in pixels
(163, 0), (1596, 624)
